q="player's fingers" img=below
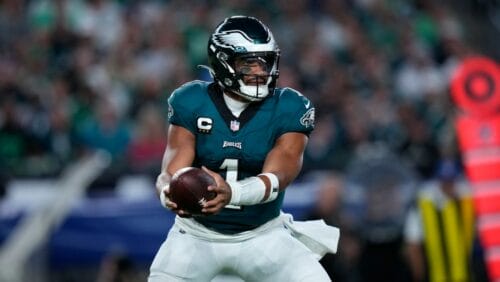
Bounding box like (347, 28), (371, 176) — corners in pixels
(202, 194), (226, 212)
(177, 209), (192, 218)
(163, 191), (178, 209)
(202, 166), (226, 186)
(160, 189), (179, 210)
(201, 166), (218, 179)
(202, 197), (219, 209)
(207, 184), (217, 192)
(202, 203), (223, 214)
(165, 200), (177, 210)
(208, 184), (227, 195)
(204, 177), (230, 195)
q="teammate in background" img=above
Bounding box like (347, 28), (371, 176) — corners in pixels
(149, 16), (336, 281)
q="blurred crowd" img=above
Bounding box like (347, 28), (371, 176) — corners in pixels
(0, 0), (497, 281)
(0, 0), (479, 182)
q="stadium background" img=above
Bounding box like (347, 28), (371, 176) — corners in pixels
(0, 0), (498, 281)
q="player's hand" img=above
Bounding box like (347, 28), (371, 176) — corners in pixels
(162, 188), (193, 218)
(201, 166), (231, 214)
(156, 173), (192, 218)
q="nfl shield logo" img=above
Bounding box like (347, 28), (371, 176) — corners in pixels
(230, 120), (240, 131)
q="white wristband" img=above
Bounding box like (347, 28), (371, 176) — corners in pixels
(258, 173), (279, 203)
(228, 173), (280, 206)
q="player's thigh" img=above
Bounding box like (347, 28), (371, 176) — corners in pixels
(240, 228), (330, 282)
(276, 248), (331, 282)
(148, 228), (219, 282)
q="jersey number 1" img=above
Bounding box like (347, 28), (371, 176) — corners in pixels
(220, 159), (242, 210)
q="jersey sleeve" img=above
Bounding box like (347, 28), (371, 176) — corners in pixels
(276, 88), (315, 136)
(167, 82), (199, 134)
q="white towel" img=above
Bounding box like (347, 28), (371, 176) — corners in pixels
(282, 213), (340, 260)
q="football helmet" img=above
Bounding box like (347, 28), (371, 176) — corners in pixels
(207, 16), (280, 101)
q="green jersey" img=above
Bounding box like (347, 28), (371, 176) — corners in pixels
(167, 81), (315, 234)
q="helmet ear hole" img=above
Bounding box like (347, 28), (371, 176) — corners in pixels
(207, 16), (280, 101)
(217, 52), (229, 61)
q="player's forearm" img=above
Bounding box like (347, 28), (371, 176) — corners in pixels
(225, 157), (301, 206)
(156, 153), (194, 200)
(156, 125), (196, 196)
(263, 152), (302, 191)
(262, 132), (307, 190)
(226, 133), (306, 206)
(157, 154), (195, 195)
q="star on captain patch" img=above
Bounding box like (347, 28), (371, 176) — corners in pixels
(230, 120), (240, 132)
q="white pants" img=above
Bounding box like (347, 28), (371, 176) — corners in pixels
(148, 217), (331, 282)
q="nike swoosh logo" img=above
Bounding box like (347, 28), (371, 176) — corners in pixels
(304, 100), (310, 108)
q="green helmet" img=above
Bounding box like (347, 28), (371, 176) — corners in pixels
(207, 16), (280, 101)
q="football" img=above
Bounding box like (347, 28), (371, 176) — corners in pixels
(169, 167), (217, 214)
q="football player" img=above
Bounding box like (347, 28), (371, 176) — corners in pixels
(149, 16), (335, 282)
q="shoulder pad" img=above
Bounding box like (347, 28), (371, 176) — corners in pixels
(171, 80), (208, 99)
(273, 87), (315, 133)
(276, 87), (313, 110)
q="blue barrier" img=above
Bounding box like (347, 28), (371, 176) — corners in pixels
(0, 195), (313, 268)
